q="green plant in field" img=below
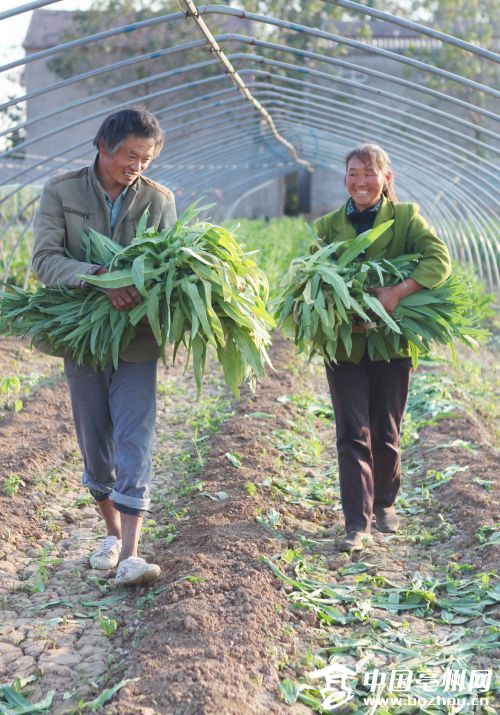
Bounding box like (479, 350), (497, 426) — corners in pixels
(24, 547), (61, 593)
(66, 678), (137, 714)
(256, 507), (282, 529)
(3, 472), (24, 496)
(245, 481), (257, 496)
(234, 217), (312, 299)
(98, 609), (118, 637)
(74, 493), (94, 507)
(0, 375), (23, 413)
(0, 680), (54, 714)
(224, 451), (242, 468)
(475, 524), (500, 548)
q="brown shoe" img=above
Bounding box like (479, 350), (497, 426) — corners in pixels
(338, 531), (373, 552)
(374, 507), (399, 533)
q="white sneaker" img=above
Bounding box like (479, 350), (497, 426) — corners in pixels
(89, 535), (121, 570)
(115, 557), (161, 586)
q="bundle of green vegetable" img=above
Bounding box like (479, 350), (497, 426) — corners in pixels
(0, 203), (274, 396)
(274, 221), (489, 365)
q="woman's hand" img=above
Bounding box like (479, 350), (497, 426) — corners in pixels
(370, 278), (424, 314)
(369, 285), (403, 314)
(94, 267), (143, 310)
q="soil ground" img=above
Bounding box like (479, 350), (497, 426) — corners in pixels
(0, 334), (498, 714)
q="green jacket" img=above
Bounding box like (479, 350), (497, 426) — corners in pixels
(32, 157), (177, 362)
(314, 197), (452, 363)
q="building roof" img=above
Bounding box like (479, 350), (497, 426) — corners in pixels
(23, 10), (75, 51)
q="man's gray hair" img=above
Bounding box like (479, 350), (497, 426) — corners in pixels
(93, 106), (164, 158)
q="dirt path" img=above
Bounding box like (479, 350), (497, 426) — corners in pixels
(0, 335), (498, 714)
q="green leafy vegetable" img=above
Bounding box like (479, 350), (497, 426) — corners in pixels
(0, 203), (274, 397)
(274, 221), (489, 365)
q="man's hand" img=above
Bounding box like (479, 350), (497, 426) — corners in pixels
(370, 278), (423, 314)
(94, 267), (142, 310)
(351, 320), (377, 333)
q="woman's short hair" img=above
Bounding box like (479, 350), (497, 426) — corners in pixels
(345, 143), (397, 201)
(93, 106), (164, 158)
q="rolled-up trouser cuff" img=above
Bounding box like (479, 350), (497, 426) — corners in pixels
(89, 488), (109, 502)
(82, 470), (114, 496)
(110, 487), (150, 512)
(113, 502), (146, 517)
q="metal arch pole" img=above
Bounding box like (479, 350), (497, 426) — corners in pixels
(5, 4), (496, 99)
(246, 77), (499, 157)
(151, 91), (499, 205)
(0, 112), (265, 209)
(0, 56), (227, 158)
(9, 29), (497, 130)
(0, 0), (61, 20)
(0, 10), (187, 73)
(223, 39), (500, 123)
(243, 90), (499, 180)
(325, 0), (500, 63)
(196, 7), (499, 100)
(151, 83), (498, 173)
(6, 55), (497, 161)
(0, 68), (247, 189)
(258, 96), (500, 201)
(236, 57), (500, 142)
(3, 43), (498, 156)
(110, 71), (498, 188)
(4, 34), (498, 143)
(0, 76), (236, 143)
(156, 91), (497, 210)
(0, 38), (212, 114)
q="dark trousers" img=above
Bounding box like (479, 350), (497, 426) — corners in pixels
(326, 354), (412, 532)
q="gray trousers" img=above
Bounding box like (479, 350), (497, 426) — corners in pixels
(64, 357), (157, 513)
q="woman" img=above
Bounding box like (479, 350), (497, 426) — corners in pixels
(314, 143), (451, 552)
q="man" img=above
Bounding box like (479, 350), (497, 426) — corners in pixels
(32, 107), (176, 585)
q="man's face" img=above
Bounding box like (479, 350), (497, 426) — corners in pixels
(98, 134), (156, 192)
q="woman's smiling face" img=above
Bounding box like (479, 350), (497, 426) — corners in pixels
(345, 155), (391, 211)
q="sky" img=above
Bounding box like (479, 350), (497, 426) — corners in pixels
(0, 0), (94, 100)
